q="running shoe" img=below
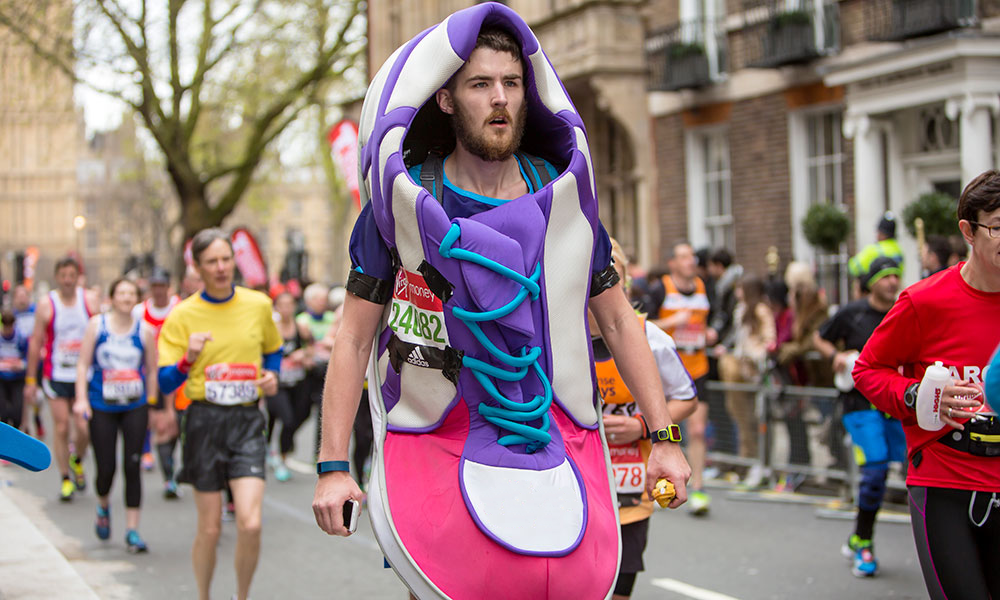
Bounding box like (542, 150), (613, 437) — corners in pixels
(274, 462), (291, 482)
(141, 452), (155, 472)
(222, 502), (235, 522)
(125, 529), (148, 553)
(688, 489), (711, 516)
(95, 505), (110, 540)
(163, 480), (181, 500)
(69, 453), (86, 492)
(59, 477), (75, 502)
(842, 534), (878, 577)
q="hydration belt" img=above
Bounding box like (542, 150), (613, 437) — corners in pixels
(939, 414), (1000, 457)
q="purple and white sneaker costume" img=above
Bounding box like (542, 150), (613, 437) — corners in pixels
(355, 3), (620, 598)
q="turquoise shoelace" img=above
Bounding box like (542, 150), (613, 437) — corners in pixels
(439, 223), (553, 453)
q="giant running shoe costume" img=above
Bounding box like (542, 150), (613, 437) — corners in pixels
(357, 3), (620, 598)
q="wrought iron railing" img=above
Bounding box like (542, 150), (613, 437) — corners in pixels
(646, 17), (728, 91)
(866, 0), (977, 41)
(742, 0), (839, 68)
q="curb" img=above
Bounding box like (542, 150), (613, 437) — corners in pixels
(0, 487), (100, 599)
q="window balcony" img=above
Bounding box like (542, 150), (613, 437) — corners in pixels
(743, 0), (839, 68)
(646, 18), (727, 91)
(886, 0), (976, 40)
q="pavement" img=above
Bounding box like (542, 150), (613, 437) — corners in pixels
(0, 410), (930, 600)
(0, 483), (99, 599)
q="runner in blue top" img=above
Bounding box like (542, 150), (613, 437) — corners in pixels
(0, 309), (29, 431)
(74, 277), (158, 553)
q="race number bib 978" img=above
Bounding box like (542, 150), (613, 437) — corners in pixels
(388, 270), (448, 346)
(204, 363), (259, 405)
(102, 369), (143, 403)
(609, 443), (646, 494)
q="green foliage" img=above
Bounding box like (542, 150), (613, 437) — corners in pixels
(903, 192), (959, 237)
(669, 42), (705, 59)
(775, 10), (812, 28)
(802, 202), (850, 253)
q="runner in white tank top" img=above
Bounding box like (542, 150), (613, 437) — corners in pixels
(25, 257), (97, 501)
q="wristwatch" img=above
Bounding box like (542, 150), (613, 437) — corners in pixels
(903, 382), (920, 410)
(650, 424), (683, 444)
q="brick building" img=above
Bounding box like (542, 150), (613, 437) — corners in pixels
(370, 0), (1000, 300)
(648, 0), (1000, 299)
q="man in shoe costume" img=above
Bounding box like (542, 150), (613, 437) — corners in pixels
(312, 4), (690, 599)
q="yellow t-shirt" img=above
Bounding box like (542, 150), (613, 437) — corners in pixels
(158, 287), (282, 403)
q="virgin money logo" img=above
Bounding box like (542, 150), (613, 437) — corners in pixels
(394, 270), (408, 300)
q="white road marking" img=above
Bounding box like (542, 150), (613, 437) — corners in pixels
(650, 578), (743, 600)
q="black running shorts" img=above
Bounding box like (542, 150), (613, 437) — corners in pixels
(42, 379), (75, 400)
(619, 517), (651, 573)
(178, 401), (267, 492)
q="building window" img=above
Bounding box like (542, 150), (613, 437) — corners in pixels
(685, 127), (734, 252)
(790, 108), (848, 304)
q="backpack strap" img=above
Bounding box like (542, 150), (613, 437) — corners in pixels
(515, 152), (552, 192)
(420, 153), (445, 202)
(421, 152), (552, 204)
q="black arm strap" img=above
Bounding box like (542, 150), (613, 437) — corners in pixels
(346, 269), (393, 305)
(590, 263), (621, 297)
(386, 334), (464, 385)
(417, 260), (454, 303)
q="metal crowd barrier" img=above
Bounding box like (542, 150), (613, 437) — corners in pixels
(698, 376), (906, 503)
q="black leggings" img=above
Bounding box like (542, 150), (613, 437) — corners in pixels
(89, 405), (148, 508)
(908, 485), (1000, 600)
(267, 383), (307, 455)
(0, 379), (25, 429)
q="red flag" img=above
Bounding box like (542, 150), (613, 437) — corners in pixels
(230, 228), (268, 288)
(328, 119), (361, 210)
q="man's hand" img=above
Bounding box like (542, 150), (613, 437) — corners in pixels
(940, 379), (985, 430)
(256, 370), (278, 397)
(603, 414), (643, 445)
(832, 351), (854, 373)
(151, 408), (179, 439)
(23, 383), (37, 408)
(185, 332), (213, 364)
(645, 442), (690, 509)
(313, 471), (365, 536)
(706, 327), (719, 346)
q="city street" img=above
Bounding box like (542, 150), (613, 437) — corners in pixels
(0, 413), (930, 600)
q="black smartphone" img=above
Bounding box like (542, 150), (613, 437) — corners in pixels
(342, 499), (360, 534)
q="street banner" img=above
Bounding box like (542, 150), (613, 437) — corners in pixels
(230, 228), (268, 288)
(328, 119), (361, 210)
(23, 247), (38, 291)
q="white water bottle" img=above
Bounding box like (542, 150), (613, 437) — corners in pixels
(916, 361), (951, 431)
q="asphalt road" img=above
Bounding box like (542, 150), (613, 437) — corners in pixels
(1, 412), (929, 600)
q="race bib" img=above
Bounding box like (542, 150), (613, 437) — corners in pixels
(673, 323), (706, 352)
(279, 357), (305, 386)
(609, 443), (646, 494)
(54, 339), (82, 368)
(388, 270), (448, 346)
(0, 357), (26, 372)
(102, 369), (143, 403)
(204, 363), (259, 405)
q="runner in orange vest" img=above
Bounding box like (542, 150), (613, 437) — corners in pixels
(653, 242), (715, 516)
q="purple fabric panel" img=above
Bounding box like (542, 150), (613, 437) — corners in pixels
(457, 453), (587, 557)
(445, 3), (539, 60)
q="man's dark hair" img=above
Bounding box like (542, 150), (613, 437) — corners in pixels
(709, 248), (733, 268)
(0, 309), (14, 326)
(958, 170), (1000, 231)
(446, 25), (525, 91)
(925, 235), (952, 269)
(54, 256), (81, 274)
(191, 228), (233, 264)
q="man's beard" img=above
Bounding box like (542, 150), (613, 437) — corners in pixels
(451, 100), (527, 162)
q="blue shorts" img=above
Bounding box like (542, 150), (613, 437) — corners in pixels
(842, 409), (906, 466)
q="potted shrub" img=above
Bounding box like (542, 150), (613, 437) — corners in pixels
(802, 202), (850, 253)
(902, 191), (958, 237)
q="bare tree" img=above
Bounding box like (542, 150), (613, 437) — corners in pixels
(0, 0), (365, 267)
